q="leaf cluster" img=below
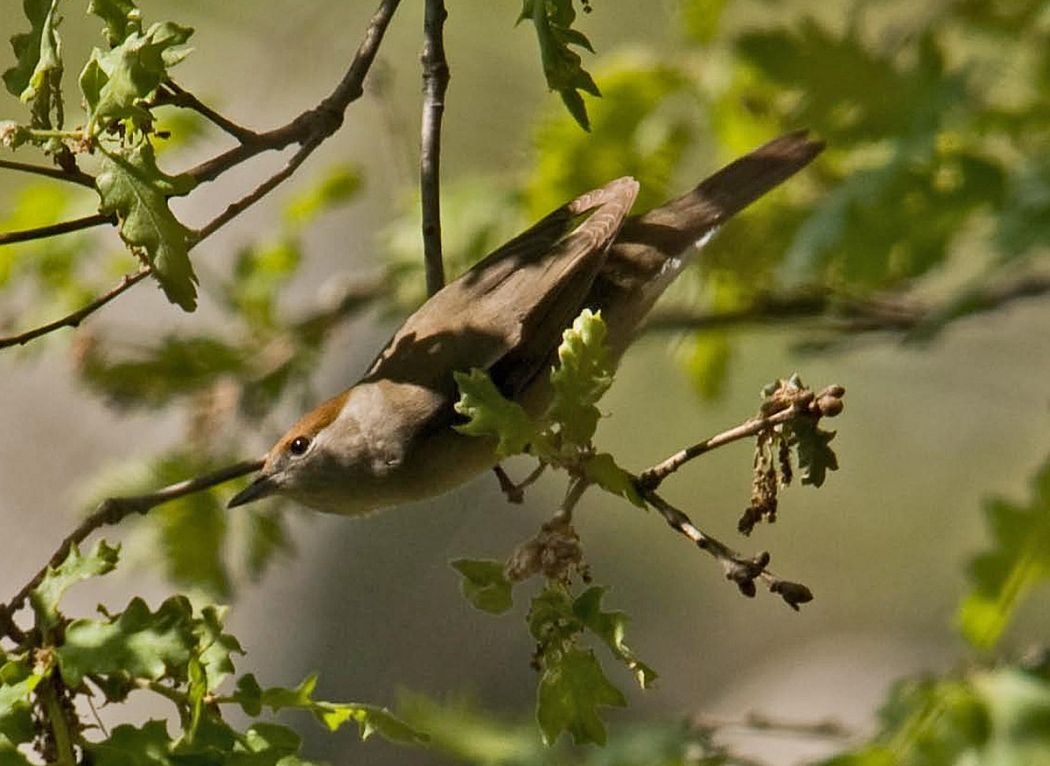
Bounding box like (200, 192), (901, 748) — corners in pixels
(0, 541), (423, 765)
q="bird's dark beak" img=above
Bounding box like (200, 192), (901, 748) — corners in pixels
(228, 473), (278, 508)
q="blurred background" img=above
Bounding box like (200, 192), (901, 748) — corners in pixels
(1, 1), (1048, 764)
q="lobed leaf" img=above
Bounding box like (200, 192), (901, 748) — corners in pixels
(0, 660), (44, 747)
(233, 674), (426, 746)
(453, 369), (537, 458)
(29, 539), (120, 632)
(88, 0), (143, 48)
(957, 460), (1050, 650)
(548, 309), (612, 447)
(519, 0), (600, 130)
(536, 648), (626, 746)
(95, 142), (198, 310)
(56, 595), (196, 688)
(2, 0), (63, 128)
(788, 418), (838, 488)
(572, 587), (657, 689)
(450, 559), (514, 614)
(80, 20), (193, 132)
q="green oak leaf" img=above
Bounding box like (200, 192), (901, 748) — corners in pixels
(519, 0), (600, 130)
(0, 660), (44, 747)
(958, 459), (1050, 650)
(80, 21), (193, 132)
(234, 673), (426, 745)
(29, 539), (120, 632)
(583, 452), (644, 508)
(2, 0), (63, 128)
(88, 0), (143, 48)
(0, 734), (34, 766)
(788, 418), (838, 488)
(548, 309), (612, 447)
(453, 369), (538, 458)
(193, 606), (243, 693)
(536, 648), (626, 746)
(572, 587), (657, 689)
(56, 595), (195, 688)
(83, 720), (172, 766)
(95, 142), (199, 310)
(450, 559), (514, 614)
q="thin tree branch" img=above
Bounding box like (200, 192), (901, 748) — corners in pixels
(155, 80), (260, 144)
(0, 213), (114, 246)
(0, 458), (264, 643)
(0, 268), (150, 350)
(636, 383), (844, 492)
(637, 405), (803, 492)
(185, 0), (402, 186)
(0, 158), (95, 188)
(420, 0), (449, 295)
(194, 136), (321, 243)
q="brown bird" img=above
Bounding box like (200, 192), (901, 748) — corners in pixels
(228, 130), (824, 514)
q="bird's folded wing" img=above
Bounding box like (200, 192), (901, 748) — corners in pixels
(364, 177), (640, 400)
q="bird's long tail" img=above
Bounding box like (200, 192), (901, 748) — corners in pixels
(591, 130), (824, 353)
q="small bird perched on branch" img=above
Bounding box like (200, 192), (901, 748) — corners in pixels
(228, 131), (824, 515)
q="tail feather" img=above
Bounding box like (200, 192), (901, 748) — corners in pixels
(589, 130), (824, 356)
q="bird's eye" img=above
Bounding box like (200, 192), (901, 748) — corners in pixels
(289, 436), (311, 456)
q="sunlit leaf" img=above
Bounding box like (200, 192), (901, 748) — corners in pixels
(453, 369), (537, 458)
(95, 142), (198, 310)
(82, 720), (173, 766)
(88, 0), (143, 48)
(80, 21), (193, 132)
(56, 595), (196, 687)
(548, 309), (612, 447)
(29, 539), (119, 632)
(3, 0), (63, 128)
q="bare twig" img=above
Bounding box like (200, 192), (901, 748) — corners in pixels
(0, 213), (114, 246)
(0, 457), (264, 643)
(637, 403), (805, 492)
(157, 80), (260, 144)
(420, 0), (449, 295)
(0, 158), (95, 187)
(0, 268), (150, 350)
(195, 136), (321, 242)
(638, 487), (813, 609)
(186, 0), (402, 186)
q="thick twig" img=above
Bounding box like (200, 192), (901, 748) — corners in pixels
(0, 158), (95, 187)
(420, 0), (449, 295)
(0, 458), (264, 643)
(157, 80), (260, 144)
(637, 405), (805, 492)
(0, 213), (114, 246)
(0, 268), (150, 350)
